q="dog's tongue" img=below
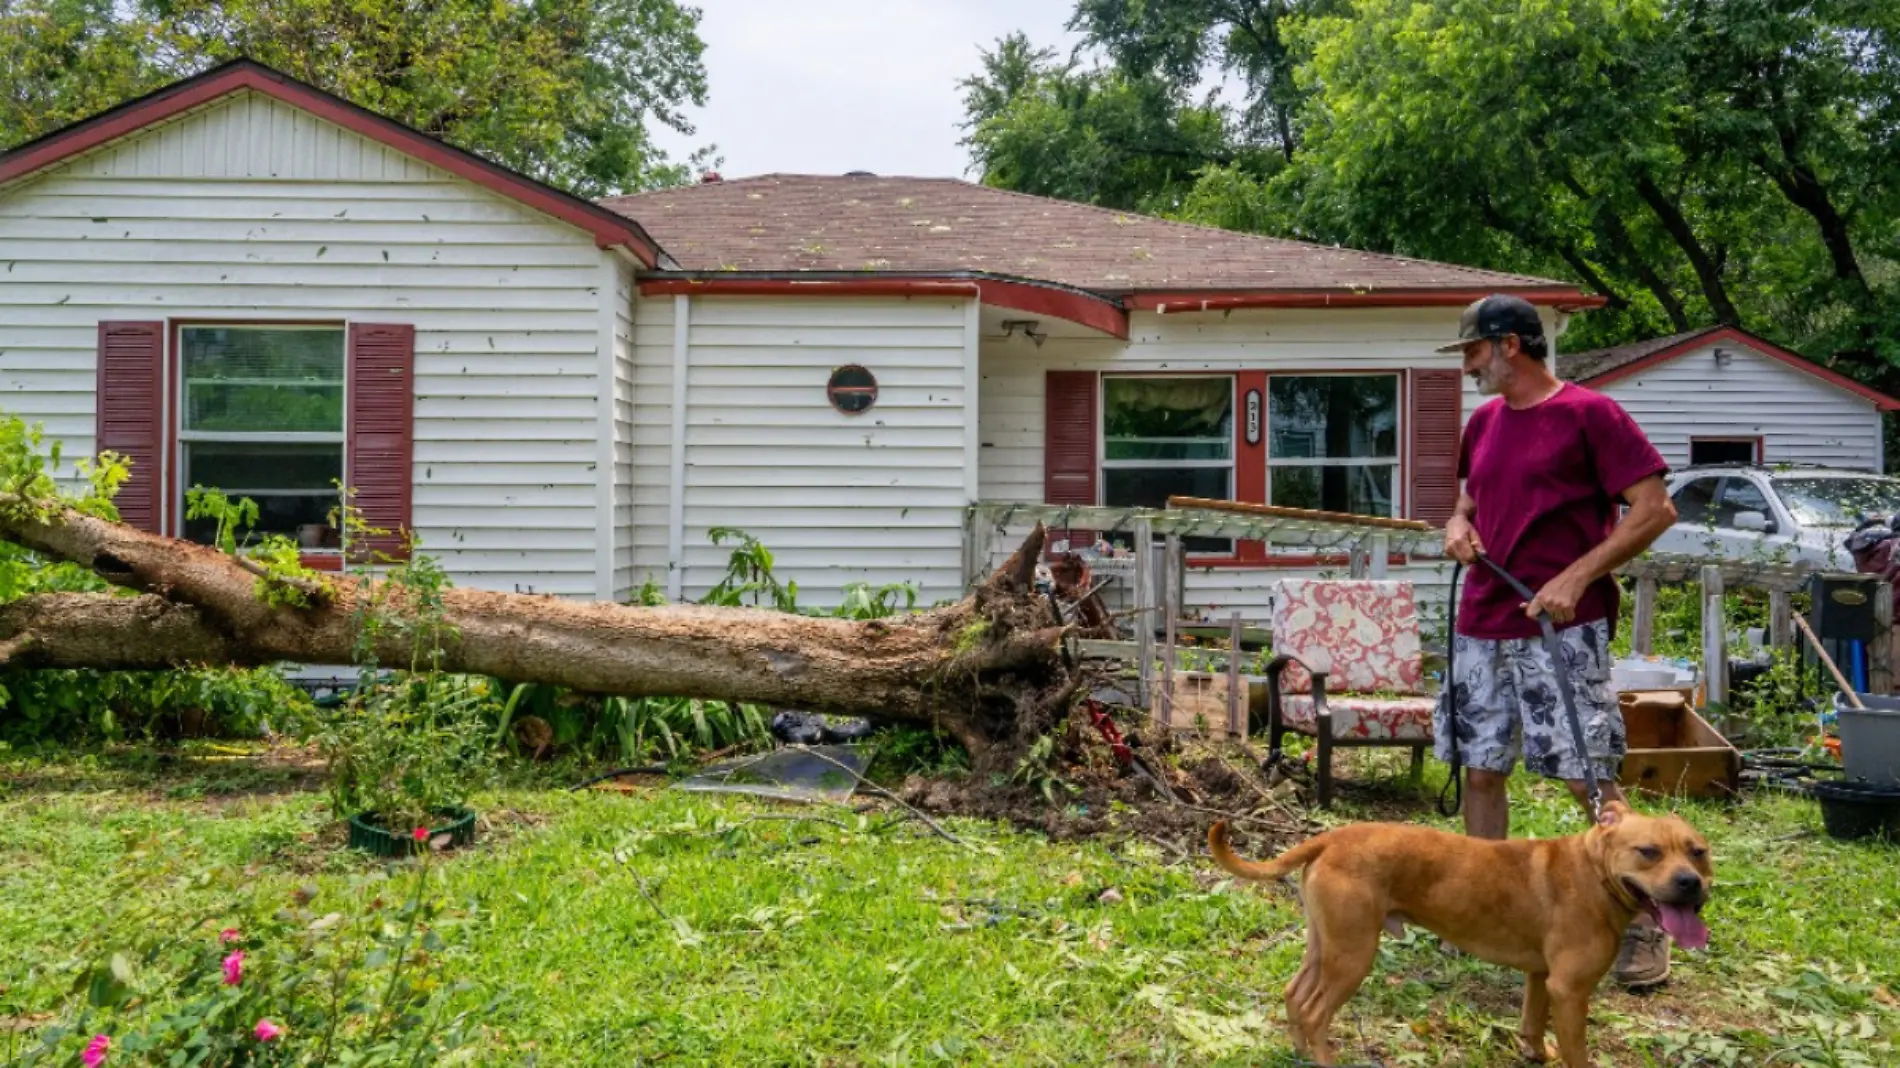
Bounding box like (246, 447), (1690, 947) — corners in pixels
(1657, 904), (1709, 950)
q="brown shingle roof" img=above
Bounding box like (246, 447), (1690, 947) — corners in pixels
(1557, 327), (1722, 382)
(600, 174), (1578, 296)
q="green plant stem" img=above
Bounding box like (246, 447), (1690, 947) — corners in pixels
(367, 845), (435, 1047)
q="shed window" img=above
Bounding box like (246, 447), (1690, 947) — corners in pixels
(1689, 437), (1759, 465)
(178, 325), (345, 548)
(1267, 374), (1399, 517)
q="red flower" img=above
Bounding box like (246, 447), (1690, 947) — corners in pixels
(413, 827), (430, 842)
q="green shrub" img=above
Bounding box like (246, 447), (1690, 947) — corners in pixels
(8, 838), (484, 1067)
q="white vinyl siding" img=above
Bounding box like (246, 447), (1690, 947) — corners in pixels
(630, 295), (972, 607)
(974, 306), (1499, 625)
(0, 89), (613, 597)
(1587, 342), (1883, 472)
(612, 270), (639, 601)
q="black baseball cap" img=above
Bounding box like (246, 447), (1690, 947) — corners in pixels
(1434, 294), (1546, 353)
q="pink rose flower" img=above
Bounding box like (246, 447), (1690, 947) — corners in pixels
(82, 1035), (110, 1067)
(413, 827), (429, 842)
(253, 1019), (283, 1043)
(222, 950), (244, 986)
(219, 928), (242, 944)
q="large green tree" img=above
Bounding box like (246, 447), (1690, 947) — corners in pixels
(0, 0), (712, 197)
(959, 32), (1260, 215)
(965, 0), (1900, 375)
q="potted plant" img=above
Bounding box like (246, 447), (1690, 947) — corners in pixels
(321, 523), (495, 857)
(321, 673), (494, 857)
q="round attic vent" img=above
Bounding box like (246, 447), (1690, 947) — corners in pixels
(827, 365), (878, 414)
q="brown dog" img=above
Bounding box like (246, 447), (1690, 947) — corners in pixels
(1208, 802), (1712, 1066)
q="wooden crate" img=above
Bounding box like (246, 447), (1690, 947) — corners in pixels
(1149, 671), (1267, 737)
(1617, 690), (1742, 799)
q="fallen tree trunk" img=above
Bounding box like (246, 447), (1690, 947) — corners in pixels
(0, 499), (1083, 758)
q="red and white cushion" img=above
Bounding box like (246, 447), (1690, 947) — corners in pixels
(1278, 694), (1436, 742)
(1271, 579), (1425, 694)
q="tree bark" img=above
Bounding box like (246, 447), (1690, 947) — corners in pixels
(1560, 172), (1692, 331)
(0, 499), (1082, 760)
(1632, 173), (1742, 326)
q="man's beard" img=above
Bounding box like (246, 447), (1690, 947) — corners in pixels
(1470, 353), (1512, 395)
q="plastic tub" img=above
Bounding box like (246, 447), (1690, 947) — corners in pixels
(1834, 693), (1900, 788)
(1811, 780), (1900, 842)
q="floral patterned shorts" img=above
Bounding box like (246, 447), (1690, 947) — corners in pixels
(1433, 618), (1625, 782)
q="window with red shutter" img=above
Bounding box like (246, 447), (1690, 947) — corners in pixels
(1408, 368), (1463, 526)
(95, 321), (165, 532)
(177, 325), (347, 550)
(1043, 370), (1097, 552)
(346, 323), (416, 563)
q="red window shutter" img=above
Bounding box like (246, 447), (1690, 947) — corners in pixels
(95, 321), (165, 532)
(346, 324), (415, 562)
(1408, 368), (1463, 526)
(1044, 371), (1098, 552)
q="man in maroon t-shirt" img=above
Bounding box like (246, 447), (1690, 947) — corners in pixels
(1432, 295), (1680, 988)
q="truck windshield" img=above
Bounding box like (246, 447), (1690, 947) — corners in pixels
(1773, 477), (1900, 528)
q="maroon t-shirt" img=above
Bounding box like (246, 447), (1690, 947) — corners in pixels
(1457, 383), (1668, 640)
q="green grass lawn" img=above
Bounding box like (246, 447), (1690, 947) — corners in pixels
(3, 746), (1896, 1066)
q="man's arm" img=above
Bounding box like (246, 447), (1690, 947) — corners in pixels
(1525, 475), (1677, 624)
(1443, 490), (1482, 564)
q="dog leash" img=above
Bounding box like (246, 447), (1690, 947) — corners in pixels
(1438, 552), (1604, 823)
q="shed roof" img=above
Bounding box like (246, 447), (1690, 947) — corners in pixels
(1556, 327), (1722, 382)
(1559, 325), (1900, 411)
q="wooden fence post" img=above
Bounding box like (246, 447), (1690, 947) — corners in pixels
(1632, 577), (1658, 656)
(1227, 610), (1245, 738)
(1159, 533), (1181, 734)
(1873, 581), (1893, 697)
(1768, 589), (1794, 653)
(1701, 565), (1727, 709)
(1134, 517), (1154, 709)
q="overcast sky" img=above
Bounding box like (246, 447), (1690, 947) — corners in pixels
(647, 0), (1090, 181)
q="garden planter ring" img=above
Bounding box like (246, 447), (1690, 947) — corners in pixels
(347, 806), (478, 857)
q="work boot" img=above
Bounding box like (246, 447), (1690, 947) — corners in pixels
(1613, 916), (1671, 990)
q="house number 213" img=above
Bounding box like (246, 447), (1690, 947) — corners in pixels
(1245, 389), (1261, 445)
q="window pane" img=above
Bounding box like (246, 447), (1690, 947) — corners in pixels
(187, 442), (342, 493)
(182, 442), (344, 546)
(183, 493), (341, 546)
(1715, 478), (1772, 524)
(1105, 466), (1232, 552)
(1270, 464), (1396, 517)
(1103, 377), (1232, 461)
(1671, 478), (1720, 525)
(1268, 375), (1397, 459)
(182, 327), (344, 433)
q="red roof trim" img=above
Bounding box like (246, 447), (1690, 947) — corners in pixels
(1580, 325), (1900, 411)
(0, 60), (662, 267)
(1126, 287), (1607, 314)
(637, 276), (1130, 338)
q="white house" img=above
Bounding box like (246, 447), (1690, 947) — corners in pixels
(1558, 326), (1899, 472)
(0, 60), (1607, 615)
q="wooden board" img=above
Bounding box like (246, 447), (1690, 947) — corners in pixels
(1149, 671), (1265, 737)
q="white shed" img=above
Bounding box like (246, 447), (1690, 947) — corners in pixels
(1558, 326), (1899, 472)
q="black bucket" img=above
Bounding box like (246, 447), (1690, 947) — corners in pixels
(1811, 780), (1900, 843)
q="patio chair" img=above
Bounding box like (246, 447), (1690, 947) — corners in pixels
(1264, 579), (1437, 808)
